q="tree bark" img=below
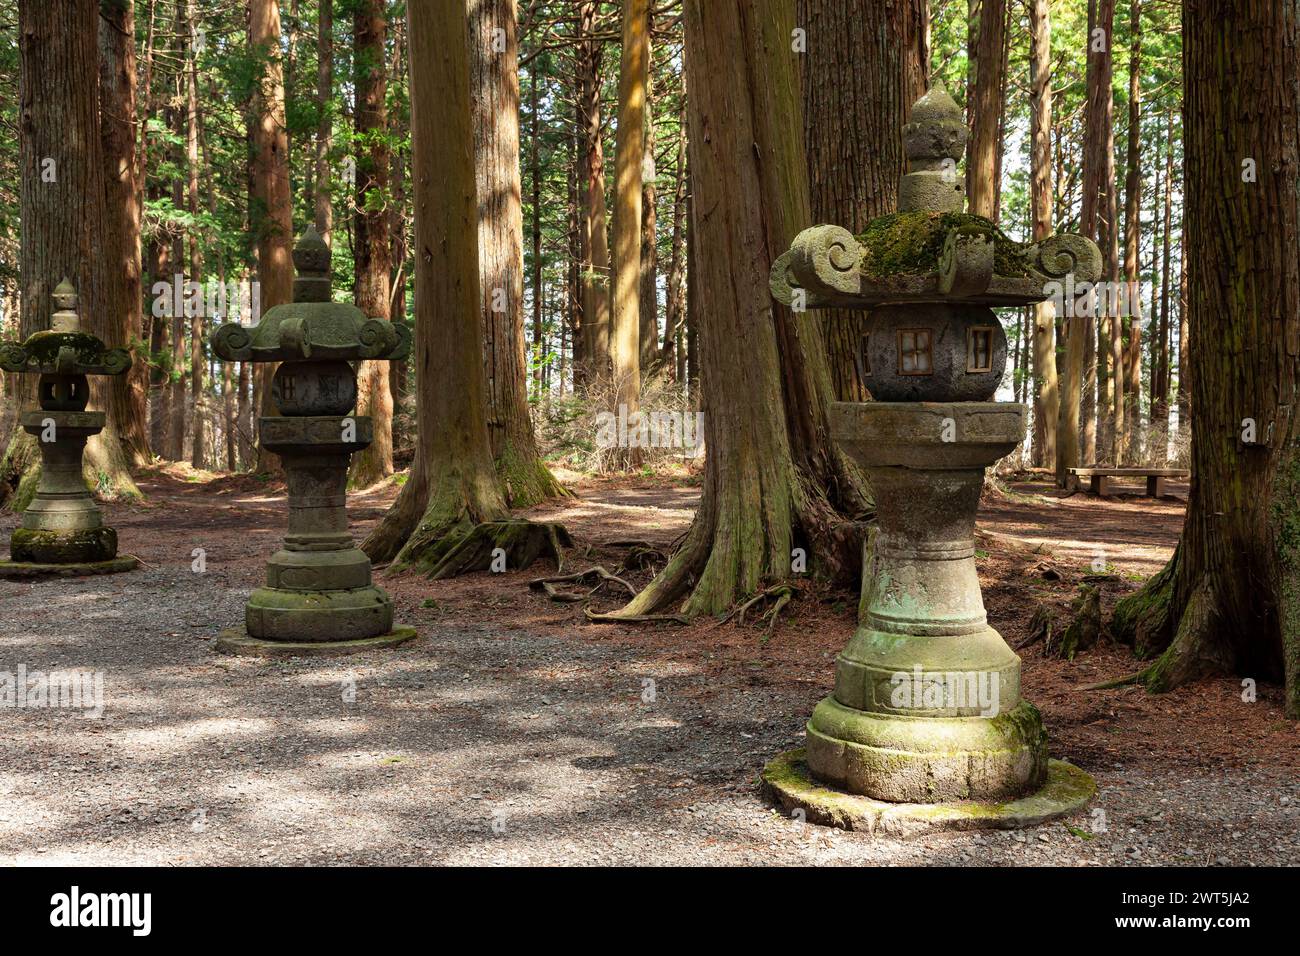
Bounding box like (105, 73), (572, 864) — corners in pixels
(609, 0), (650, 470)
(469, 0), (565, 507)
(608, 0), (869, 619)
(966, 0), (1005, 219)
(249, 0), (293, 474)
(577, 1), (611, 387)
(314, 0), (334, 243)
(2, 0), (140, 508)
(1110, 0), (1300, 718)
(99, 0), (151, 469)
(350, 0), (395, 487)
(639, 4), (659, 376)
(186, 0), (206, 469)
(797, 0), (929, 403)
(1028, 0), (1058, 469)
(1120, 0), (1143, 464)
(361, 0), (509, 567)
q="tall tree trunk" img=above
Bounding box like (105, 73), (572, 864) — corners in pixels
(577, 1), (611, 386)
(1152, 107), (1175, 464)
(3, 0), (141, 506)
(639, 4), (659, 376)
(350, 0), (395, 487)
(314, 0), (334, 243)
(186, 0), (206, 469)
(470, 0), (564, 506)
(362, 0), (509, 567)
(610, 0), (869, 618)
(1059, 0), (1114, 483)
(529, 58), (544, 391)
(1120, 0), (1142, 464)
(610, 0), (650, 469)
(99, 0), (150, 469)
(1111, 0), (1300, 719)
(966, 0), (1005, 219)
(249, 0), (293, 474)
(798, 0), (929, 403)
(662, 93), (688, 377)
(1028, 0), (1058, 469)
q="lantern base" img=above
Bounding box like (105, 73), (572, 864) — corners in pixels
(245, 583), (396, 642)
(10, 526), (118, 564)
(0, 555), (139, 580)
(761, 749), (1094, 836)
(215, 625), (418, 658)
(805, 697), (1049, 803)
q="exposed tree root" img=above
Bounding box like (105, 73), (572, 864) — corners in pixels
(528, 565), (635, 603)
(714, 583), (796, 642)
(1049, 585), (1101, 660)
(396, 519), (572, 580)
(1091, 579), (1233, 691)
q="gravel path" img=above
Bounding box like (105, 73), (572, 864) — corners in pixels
(1, 477), (1297, 866)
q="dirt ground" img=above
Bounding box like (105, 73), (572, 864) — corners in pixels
(1, 467), (1296, 866)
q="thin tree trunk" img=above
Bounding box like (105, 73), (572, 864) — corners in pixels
(350, 0), (395, 487)
(186, 0), (206, 469)
(314, 0), (334, 243)
(639, 4), (659, 376)
(577, 1), (611, 386)
(610, 0), (650, 470)
(99, 0), (151, 469)
(470, 0), (565, 507)
(250, 0), (293, 474)
(967, 0), (1005, 219)
(1029, 0), (1057, 469)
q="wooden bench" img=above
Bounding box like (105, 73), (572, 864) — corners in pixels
(1068, 467), (1190, 499)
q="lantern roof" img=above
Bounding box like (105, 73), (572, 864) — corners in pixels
(213, 226), (411, 364)
(0, 279), (131, 377)
(771, 84), (1101, 310)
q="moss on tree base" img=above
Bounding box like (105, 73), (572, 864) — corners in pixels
(393, 519), (573, 579)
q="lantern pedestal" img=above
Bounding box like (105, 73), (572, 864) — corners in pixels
(762, 402), (1093, 828)
(0, 411), (139, 579)
(214, 414), (416, 656)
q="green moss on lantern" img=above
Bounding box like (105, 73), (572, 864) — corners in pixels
(856, 211), (1032, 281)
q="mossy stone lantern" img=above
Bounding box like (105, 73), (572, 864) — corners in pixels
(211, 227), (416, 656)
(0, 280), (139, 578)
(763, 86), (1100, 833)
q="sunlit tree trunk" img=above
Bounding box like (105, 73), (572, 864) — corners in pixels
(1028, 0), (1057, 469)
(361, 0), (508, 565)
(611, 0), (869, 618)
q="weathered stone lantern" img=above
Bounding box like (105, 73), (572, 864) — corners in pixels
(0, 280), (139, 578)
(763, 86), (1100, 833)
(211, 227), (416, 656)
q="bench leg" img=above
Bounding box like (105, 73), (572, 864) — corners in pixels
(1090, 475), (1103, 495)
(1146, 475), (1159, 497)
(1152, 477), (1171, 499)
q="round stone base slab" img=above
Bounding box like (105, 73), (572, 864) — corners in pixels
(761, 748), (1095, 837)
(0, 555), (140, 580)
(214, 625), (418, 658)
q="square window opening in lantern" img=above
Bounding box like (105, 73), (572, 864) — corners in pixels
(967, 326), (994, 373)
(897, 328), (933, 375)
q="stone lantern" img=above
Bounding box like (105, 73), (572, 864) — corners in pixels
(210, 227), (416, 656)
(763, 86), (1100, 833)
(0, 280), (139, 578)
